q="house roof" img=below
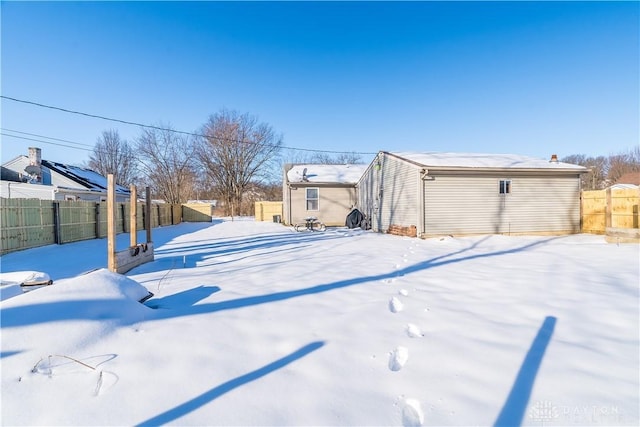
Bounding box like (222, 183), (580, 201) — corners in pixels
(609, 183), (639, 190)
(1, 166), (24, 182)
(287, 164), (368, 184)
(41, 160), (130, 193)
(387, 151), (587, 172)
(614, 171), (640, 186)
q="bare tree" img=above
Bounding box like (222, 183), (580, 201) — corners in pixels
(88, 129), (137, 186)
(135, 124), (198, 204)
(197, 109), (283, 216)
(563, 149), (640, 190)
(281, 148), (365, 165)
(608, 147), (640, 184)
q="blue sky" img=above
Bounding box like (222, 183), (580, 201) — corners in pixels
(1, 1), (638, 167)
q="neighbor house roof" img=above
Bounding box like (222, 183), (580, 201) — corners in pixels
(614, 172), (640, 186)
(41, 160), (130, 194)
(387, 152), (587, 172)
(287, 164), (368, 184)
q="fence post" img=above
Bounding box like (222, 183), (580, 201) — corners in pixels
(145, 187), (152, 243)
(130, 185), (137, 247)
(107, 175), (116, 272)
(120, 203), (126, 233)
(605, 187), (612, 229)
(95, 202), (101, 238)
(53, 201), (62, 244)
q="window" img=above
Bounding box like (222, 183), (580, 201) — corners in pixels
(64, 195), (77, 201)
(499, 180), (511, 194)
(306, 188), (319, 211)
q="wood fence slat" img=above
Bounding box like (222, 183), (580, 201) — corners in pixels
(581, 188), (639, 234)
(1, 198), (186, 255)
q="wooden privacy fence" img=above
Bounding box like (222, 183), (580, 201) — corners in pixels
(582, 188), (640, 234)
(1, 199), (208, 255)
(254, 201), (283, 222)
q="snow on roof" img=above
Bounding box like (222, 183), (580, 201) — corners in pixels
(609, 183), (639, 190)
(389, 152), (587, 170)
(287, 164), (368, 184)
(43, 160), (130, 193)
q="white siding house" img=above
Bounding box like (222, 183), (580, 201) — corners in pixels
(2, 148), (130, 202)
(357, 151), (587, 237)
(283, 164), (368, 226)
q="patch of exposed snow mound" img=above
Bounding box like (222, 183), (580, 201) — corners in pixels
(1, 269), (152, 323)
(73, 269), (151, 302)
(0, 270), (51, 286)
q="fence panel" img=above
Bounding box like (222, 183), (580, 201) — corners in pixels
(172, 204), (182, 225)
(58, 200), (98, 243)
(1, 198), (56, 254)
(158, 204), (173, 226)
(582, 188), (639, 233)
(254, 201), (283, 222)
(182, 203), (214, 222)
(581, 190), (606, 234)
(611, 188), (639, 229)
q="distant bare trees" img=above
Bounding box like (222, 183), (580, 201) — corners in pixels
(196, 109), (283, 216)
(562, 147), (640, 190)
(282, 148), (365, 165)
(88, 130), (137, 186)
(135, 125), (199, 204)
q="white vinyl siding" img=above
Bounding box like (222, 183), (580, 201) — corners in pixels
(357, 154), (421, 232)
(423, 174), (581, 235)
(376, 155), (420, 232)
(357, 163), (378, 229)
(289, 185), (357, 226)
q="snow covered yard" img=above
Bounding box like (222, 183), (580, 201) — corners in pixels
(1, 218), (638, 426)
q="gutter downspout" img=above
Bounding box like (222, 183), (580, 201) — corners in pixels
(419, 169), (428, 238)
(288, 184), (292, 225)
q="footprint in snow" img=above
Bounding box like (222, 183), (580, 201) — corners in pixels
(399, 289), (409, 296)
(406, 323), (424, 338)
(388, 346), (409, 371)
(389, 297), (404, 313)
(402, 398), (424, 427)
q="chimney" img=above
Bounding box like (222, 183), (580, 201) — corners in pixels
(25, 147), (43, 183)
(549, 154), (558, 163)
(29, 147), (42, 167)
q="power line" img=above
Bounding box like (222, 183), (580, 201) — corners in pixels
(2, 128), (94, 148)
(1, 95), (377, 156)
(1, 132), (93, 152)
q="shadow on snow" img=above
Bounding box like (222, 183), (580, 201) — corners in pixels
(494, 316), (557, 427)
(1, 236), (558, 328)
(135, 341), (325, 426)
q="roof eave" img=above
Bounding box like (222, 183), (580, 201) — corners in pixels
(425, 166), (588, 174)
(287, 181), (358, 186)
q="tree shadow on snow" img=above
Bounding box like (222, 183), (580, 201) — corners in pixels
(145, 286), (221, 310)
(1, 236), (560, 329)
(494, 316), (557, 427)
(150, 236), (559, 319)
(131, 231), (340, 275)
(135, 341), (325, 426)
